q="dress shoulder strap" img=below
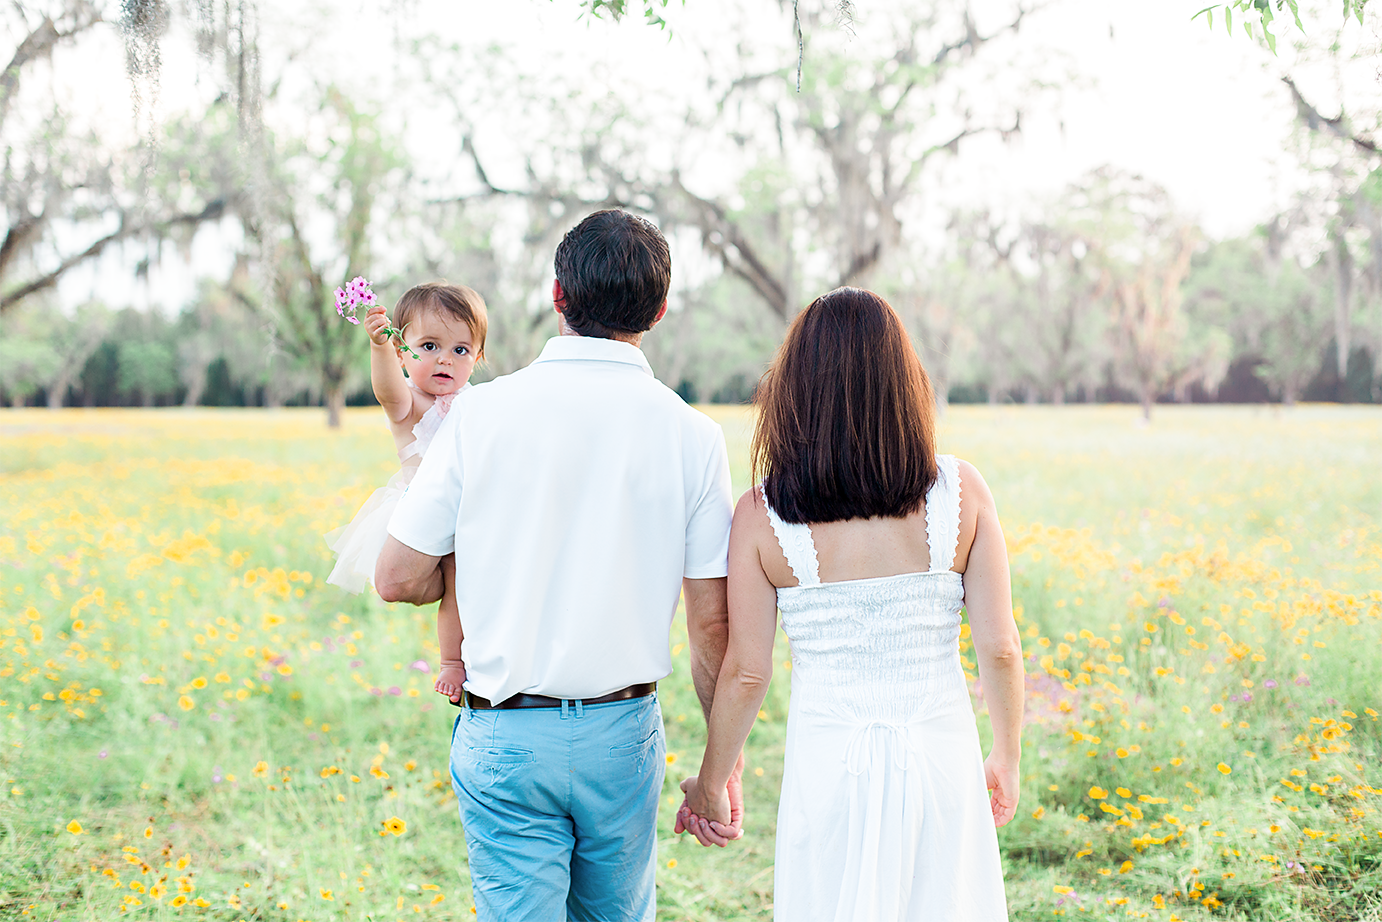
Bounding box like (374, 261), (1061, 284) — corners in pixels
(760, 487), (820, 588)
(925, 454), (963, 573)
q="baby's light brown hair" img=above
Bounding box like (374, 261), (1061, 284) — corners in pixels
(393, 282), (488, 360)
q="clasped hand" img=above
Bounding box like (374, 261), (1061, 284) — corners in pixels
(673, 755), (745, 847)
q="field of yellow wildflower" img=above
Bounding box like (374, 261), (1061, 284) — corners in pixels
(1, 405), (1380, 921)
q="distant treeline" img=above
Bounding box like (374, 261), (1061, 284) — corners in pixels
(3, 300), (1376, 410)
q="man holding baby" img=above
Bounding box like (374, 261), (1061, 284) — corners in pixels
(375, 208), (739, 921)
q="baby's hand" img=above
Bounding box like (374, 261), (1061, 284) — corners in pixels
(434, 664), (467, 705)
(364, 305), (392, 346)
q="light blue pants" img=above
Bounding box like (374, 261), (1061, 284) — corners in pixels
(449, 694), (666, 922)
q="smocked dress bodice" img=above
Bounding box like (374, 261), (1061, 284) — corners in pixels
(766, 453), (968, 720)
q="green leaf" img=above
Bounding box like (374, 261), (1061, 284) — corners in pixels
(1285, 0), (1304, 30)
(1264, 23), (1278, 52)
(1246, 18), (1254, 38)
(1192, 3), (1219, 19)
(1207, 7), (1215, 29)
(1226, 3), (1233, 32)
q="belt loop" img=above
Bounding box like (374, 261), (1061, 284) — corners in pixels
(560, 698), (570, 720)
(574, 698), (584, 719)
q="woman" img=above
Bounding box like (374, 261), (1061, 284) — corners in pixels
(680, 288), (1024, 921)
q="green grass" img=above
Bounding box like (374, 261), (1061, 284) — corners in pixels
(1, 405), (1380, 921)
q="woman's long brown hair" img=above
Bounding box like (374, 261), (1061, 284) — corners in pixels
(751, 288), (938, 524)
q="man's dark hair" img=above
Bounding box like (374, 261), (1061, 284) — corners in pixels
(553, 209), (671, 338)
(752, 287), (939, 524)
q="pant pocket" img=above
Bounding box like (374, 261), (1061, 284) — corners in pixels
(466, 747), (536, 766)
(608, 728), (659, 760)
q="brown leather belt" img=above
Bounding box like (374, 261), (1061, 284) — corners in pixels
(462, 682), (656, 710)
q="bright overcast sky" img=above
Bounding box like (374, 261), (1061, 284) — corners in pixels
(50, 0), (1365, 311)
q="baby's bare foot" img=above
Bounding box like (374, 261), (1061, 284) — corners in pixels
(434, 665), (466, 703)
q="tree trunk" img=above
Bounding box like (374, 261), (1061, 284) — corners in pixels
(326, 384), (345, 429)
(264, 362), (287, 408)
(182, 360), (209, 407)
(1329, 235), (1353, 402)
(46, 373), (71, 409)
(1140, 386), (1153, 422)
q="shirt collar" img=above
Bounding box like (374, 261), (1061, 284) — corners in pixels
(530, 335), (654, 377)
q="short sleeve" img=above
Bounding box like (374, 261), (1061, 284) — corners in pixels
(682, 426), (733, 579)
(387, 406), (463, 557)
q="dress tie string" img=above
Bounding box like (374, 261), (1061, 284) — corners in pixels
(843, 720), (916, 776)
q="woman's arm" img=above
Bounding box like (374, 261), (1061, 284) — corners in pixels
(684, 490), (780, 825)
(957, 460), (1025, 827)
(365, 305), (414, 424)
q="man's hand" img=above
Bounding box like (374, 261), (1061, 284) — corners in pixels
(725, 750), (745, 831)
(674, 752), (745, 847)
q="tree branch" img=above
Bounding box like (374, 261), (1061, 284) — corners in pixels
(929, 2), (1039, 69)
(902, 114), (1020, 191)
(672, 173), (789, 318)
(0, 4), (103, 131)
(461, 132), (518, 196)
(0, 198), (224, 314)
(1282, 75), (1379, 155)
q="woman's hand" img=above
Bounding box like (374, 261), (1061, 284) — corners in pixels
(364, 305), (392, 347)
(677, 776), (734, 846)
(984, 753), (1020, 827)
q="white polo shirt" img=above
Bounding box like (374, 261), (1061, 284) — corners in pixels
(387, 335), (735, 703)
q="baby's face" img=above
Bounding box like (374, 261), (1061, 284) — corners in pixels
(399, 312), (479, 397)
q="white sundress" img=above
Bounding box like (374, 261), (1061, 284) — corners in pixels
(323, 385), (466, 592)
(765, 454), (1009, 922)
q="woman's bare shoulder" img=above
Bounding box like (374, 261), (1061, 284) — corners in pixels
(954, 458), (997, 506)
(731, 486), (797, 588)
(952, 458), (998, 573)
(731, 486), (773, 536)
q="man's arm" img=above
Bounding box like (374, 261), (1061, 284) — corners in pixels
(681, 575), (745, 846)
(375, 535), (445, 605)
(684, 576), (729, 720)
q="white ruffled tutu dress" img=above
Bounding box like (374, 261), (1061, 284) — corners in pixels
(324, 386), (464, 592)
